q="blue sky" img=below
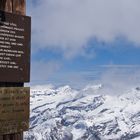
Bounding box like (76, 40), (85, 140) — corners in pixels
(27, 0), (140, 87)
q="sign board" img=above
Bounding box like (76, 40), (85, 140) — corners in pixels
(0, 10), (31, 82)
(0, 87), (30, 134)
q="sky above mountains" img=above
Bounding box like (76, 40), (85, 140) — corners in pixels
(27, 0), (140, 86)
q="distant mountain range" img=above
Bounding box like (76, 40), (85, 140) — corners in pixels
(24, 84), (140, 140)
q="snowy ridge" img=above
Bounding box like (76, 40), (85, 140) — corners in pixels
(25, 85), (140, 140)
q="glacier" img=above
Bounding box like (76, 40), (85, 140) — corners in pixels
(24, 84), (140, 140)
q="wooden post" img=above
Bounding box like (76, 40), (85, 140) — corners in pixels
(0, 0), (26, 140)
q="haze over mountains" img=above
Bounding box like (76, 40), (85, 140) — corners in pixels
(24, 84), (140, 140)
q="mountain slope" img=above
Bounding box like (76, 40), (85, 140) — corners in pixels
(24, 85), (140, 140)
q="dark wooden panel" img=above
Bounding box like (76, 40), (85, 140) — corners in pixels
(0, 82), (24, 87)
(0, 10), (31, 82)
(2, 132), (23, 140)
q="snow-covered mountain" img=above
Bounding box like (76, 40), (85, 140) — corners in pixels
(24, 84), (140, 140)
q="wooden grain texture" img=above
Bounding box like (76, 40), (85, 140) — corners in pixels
(0, 0), (25, 15)
(13, 0), (25, 15)
(0, 0), (26, 139)
(0, 0), (12, 12)
(2, 132), (23, 140)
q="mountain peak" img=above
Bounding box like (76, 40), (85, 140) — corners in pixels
(83, 84), (102, 91)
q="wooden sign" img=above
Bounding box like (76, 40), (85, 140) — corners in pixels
(0, 10), (31, 82)
(0, 87), (30, 134)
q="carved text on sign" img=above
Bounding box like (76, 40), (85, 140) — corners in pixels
(0, 10), (31, 82)
(0, 87), (30, 134)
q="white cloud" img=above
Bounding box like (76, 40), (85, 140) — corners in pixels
(31, 60), (62, 84)
(28, 0), (140, 57)
(61, 66), (140, 94)
(98, 66), (140, 95)
(30, 64), (140, 94)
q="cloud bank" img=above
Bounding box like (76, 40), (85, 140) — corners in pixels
(98, 66), (140, 95)
(31, 63), (140, 93)
(29, 0), (140, 57)
(31, 60), (62, 84)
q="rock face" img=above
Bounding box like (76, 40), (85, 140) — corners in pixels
(24, 85), (140, 140)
